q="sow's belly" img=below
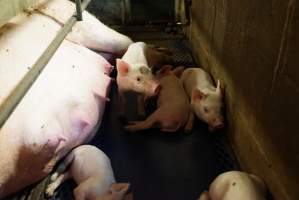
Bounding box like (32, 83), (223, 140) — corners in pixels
(0, 40), (112, 198)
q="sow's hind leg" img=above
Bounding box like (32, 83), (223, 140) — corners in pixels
(33, 0), (132, 55)
(46, 143), (75, 197)
(43, 122), (68, 174)
(45, 171), (71, 197)
(198, 191), (211, 200)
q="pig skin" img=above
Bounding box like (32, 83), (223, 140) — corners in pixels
(0, 12), (61, 105)
(181, 68), (224, 132)
(125, 67), (191, 132)
(0, 0), (132, 197)
(0, 39), (112, 198)
(116, 42), (161, 117)
(198, 171), (267, 200)
(31, 0), (133, 56)
(45, 145), (131, 200)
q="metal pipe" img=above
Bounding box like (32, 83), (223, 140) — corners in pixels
(0, 0), (92, 130)
(123, 0), (131, 24)
(75, 0), (83, 21)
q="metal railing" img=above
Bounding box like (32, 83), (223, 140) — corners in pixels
(0, 0), (91, 129)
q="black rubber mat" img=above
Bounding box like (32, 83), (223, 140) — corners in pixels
(90, 87), (233, 200)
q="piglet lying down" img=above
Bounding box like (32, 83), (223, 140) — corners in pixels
(198, 171), (267, 200)
(46, 145), (131, 200)
(181, 68), (225, 132)
(125, 66), (191, 132)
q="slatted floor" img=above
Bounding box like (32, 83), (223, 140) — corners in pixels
(5, 27), (238, 200)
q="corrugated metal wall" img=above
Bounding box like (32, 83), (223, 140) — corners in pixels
(186, 1), (299, 200)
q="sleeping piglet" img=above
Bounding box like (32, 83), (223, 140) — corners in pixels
(181, 68), (224, 132)
(198, 171), (267, 200)
(45, 145), (131, 200)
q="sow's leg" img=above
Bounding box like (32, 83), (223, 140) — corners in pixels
(33, 0), (133, 55)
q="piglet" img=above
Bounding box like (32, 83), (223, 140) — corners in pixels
(198, 171), (267, 200)
(125, 65), (191, 132)
(181, 68), (224, 132)
(45, 145), (131, 200)
(116, 42), (162, 116)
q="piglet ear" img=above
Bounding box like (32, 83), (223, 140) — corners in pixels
(157, 47), (173, 55)
(192, 89), (205, 101)
(116, 59), (129, 76)
(109, 183), (131, 200)
(172, 66), (185, 78)
(158, 65), (172, 75)
(216, 79), (224, 96)
(216, 80), (221, 93)
(123, 192), (133, 200)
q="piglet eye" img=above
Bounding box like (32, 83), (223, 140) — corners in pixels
(204, 107), (209, 113)
(137, 77), (141, 82)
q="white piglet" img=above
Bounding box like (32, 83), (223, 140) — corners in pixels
(181, 68), (224, 132)
(116, 42), (161, 116)
(46, 145), (131, 200)
(198, 171), (267, 200)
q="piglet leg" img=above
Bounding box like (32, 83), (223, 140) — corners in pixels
(73, 184), (88, 200)
(125, 111), (159, 132)
(184, 110), (195, 133)
(198, 191), (211, 200)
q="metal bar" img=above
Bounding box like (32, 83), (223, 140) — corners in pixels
(123, 0), (131, 24)
(75, 0), (83, 21)
(0, 0), (92, 130)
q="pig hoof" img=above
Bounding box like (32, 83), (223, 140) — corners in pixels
(50, 172), (59, 182)
(45, 185), (55, 198)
